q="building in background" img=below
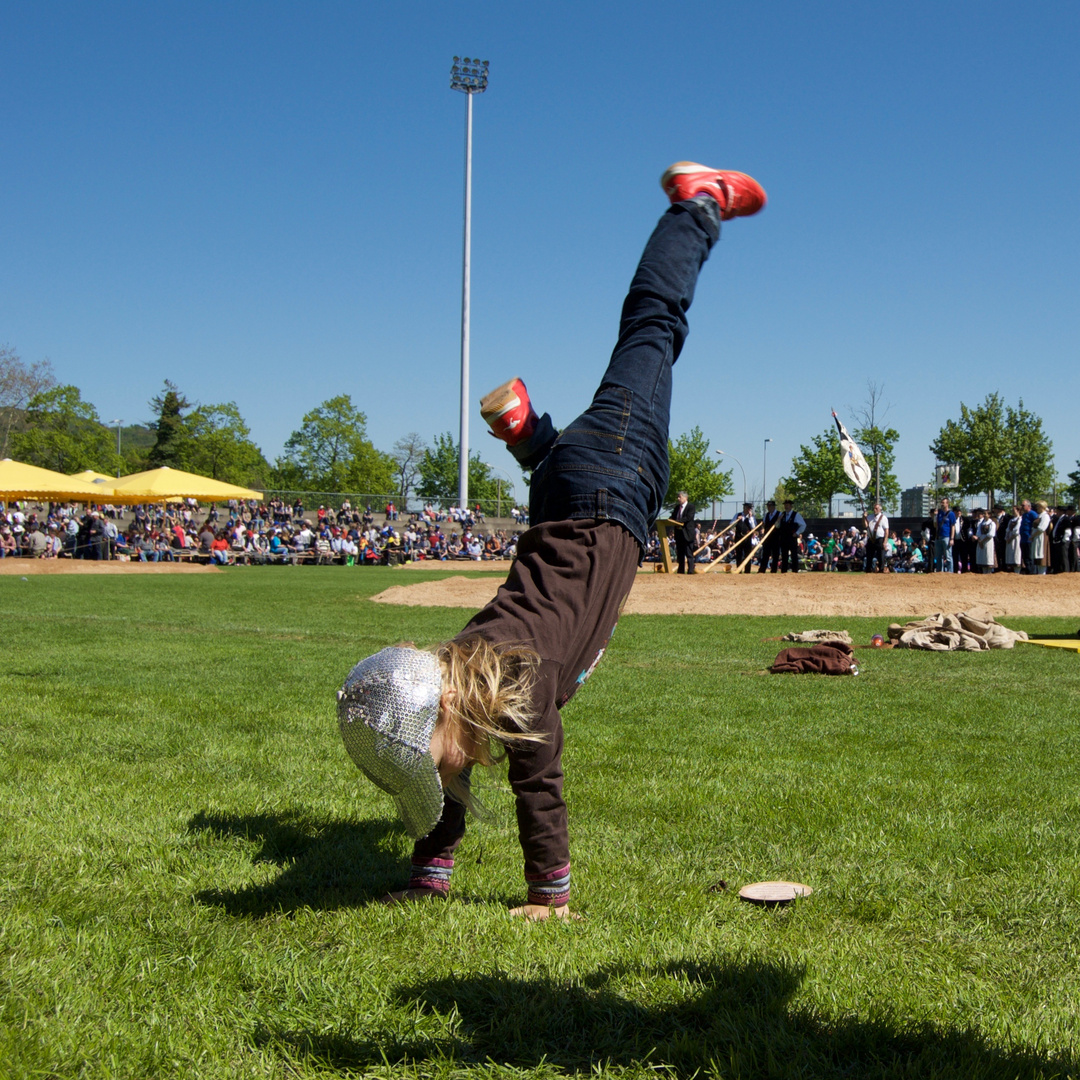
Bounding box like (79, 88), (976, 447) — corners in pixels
(901, 485), (933, 518)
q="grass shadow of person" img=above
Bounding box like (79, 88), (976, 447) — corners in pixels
(255, 958), (1076, 1078)
(188, 808), (406, 917)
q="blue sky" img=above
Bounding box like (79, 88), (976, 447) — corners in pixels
(3, 1), (1078, 509)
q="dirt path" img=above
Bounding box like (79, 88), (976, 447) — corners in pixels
(0, 559), (216, 576)
(373, 567), (1080, 618)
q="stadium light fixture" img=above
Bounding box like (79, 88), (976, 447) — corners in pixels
(450, 57), (489, 511)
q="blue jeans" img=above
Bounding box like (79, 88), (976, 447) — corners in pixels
(514, 198), (721, 548)
(934, 537), (953, 573)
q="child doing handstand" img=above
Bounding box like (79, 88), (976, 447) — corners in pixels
(338, 161), (766, 919)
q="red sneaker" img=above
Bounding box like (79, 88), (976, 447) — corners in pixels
(660, 162), (767, 220)
(480, 377), (537, 446)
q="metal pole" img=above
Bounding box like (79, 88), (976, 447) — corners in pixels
(451, 57), (489, 514)
(763, 438), (772, 510)
(111, 419), (123, 476)
(458, 90), (473, 512)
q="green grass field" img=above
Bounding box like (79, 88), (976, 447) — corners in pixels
(3, 567), (1080, 1079)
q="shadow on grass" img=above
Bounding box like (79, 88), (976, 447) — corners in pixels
(188, 809), (405, 916)
(256, 959), (1075, 1079)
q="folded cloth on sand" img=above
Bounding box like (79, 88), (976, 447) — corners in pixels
(887, 607), (1028, 651)
(770, 642), (858, 675)
(783, 629), (853, 645)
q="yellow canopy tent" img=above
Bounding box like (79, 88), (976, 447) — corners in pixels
(107, 466), (263, 503)
(69, 469), (119, 486)
(0, 458), (117, 500)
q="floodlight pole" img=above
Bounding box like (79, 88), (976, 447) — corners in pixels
(111, 419), (123, 476)
(451, 56), (489, 513)
(762, 438), (772, 510)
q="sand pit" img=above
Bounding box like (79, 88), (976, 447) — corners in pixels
(373, 566), (1080, 618)
(0, 558), (216, 576)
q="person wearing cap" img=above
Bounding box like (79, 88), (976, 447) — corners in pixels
(729, 502), (758, 572)
(338, 159), (767, 919)
(779, 499), (806, 573)
(24, 523), (48, 558)
(758, 499), (782, 573)
(44, 525), (64, 559)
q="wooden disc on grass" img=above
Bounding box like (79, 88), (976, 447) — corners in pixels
(738, 881), (812, 906)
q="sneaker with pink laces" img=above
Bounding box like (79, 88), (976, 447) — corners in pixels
(660, 162), (766, 220)
(480, 377), (538, 447)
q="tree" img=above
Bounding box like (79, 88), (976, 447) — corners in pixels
(185, 402), (269, 486)
(0, 345), (56, 458)
(930, 393), (1054, 506)
(782, 429), (852, 516)
(1066, 463), (1080, 508)
(148, 381), (192, 468)
(13, 385), (115, 473)
(850, 382), (900, 511)
(416, 432), (498, 505)
(279, 395), (394, 494)
(391, 432), (427, 506)
(665, 426), (732, 510)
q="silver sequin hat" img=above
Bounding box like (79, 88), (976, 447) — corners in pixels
(337, 646), (444, 839)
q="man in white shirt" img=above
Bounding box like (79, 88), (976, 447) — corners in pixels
(864, 503), (889, 573)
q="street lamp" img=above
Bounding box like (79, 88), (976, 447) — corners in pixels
(762, 437), (772, 509)
(715, 449), (746, 511)
(111, 419), (123, 476)
(450, 56), (489, 513)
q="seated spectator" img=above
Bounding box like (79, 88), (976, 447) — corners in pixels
(315, 532), (334, 565)
(23, 525), (48, 558)
(43, 525), (63, 559)
(266, 530), (286, 561)
(211, 530), (231, 565)
(153, 533), (173, 561)
(135, 533), (157, 562)
(113, 530), (134, 560)
(246, 531), (268, 564)
(0, 525), (16, 558)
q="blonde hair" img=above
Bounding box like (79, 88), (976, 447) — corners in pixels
(433, 636), (545, 812)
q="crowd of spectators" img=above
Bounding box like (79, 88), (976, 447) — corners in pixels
(0, 497), (529, 567)
(5, 494), (1078, 577)
(646, 498), (1080, 575)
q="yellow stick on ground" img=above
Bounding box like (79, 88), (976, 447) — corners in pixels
(735, 524), (776, 574)
(694, 519), (736, 557)
(702, 522), (763, 574)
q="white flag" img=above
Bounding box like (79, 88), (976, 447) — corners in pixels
(832, 411), (872, 491)
(937, 463), (960, 488)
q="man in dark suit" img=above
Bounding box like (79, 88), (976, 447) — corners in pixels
(780, 499), (807, 573)
(759, 499), (782, 573)
(730, 502), (757, 573)
(1050, 506), (1071, 574)
(670, 491), (697, 573)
